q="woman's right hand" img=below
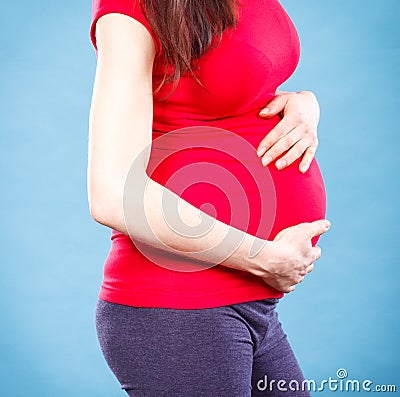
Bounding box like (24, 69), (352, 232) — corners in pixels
(249, 219), (331, 293)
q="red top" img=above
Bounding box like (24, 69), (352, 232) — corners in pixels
(89, 0), (326, 309)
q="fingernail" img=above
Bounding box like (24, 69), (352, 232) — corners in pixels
(257, 147), (267, 157)
(325, 221), (331, 229)
(300, 164), (307, 173)
(262, 156), (272, 166)
(259, 108), (271, 115)
(276, 159), (286, 169)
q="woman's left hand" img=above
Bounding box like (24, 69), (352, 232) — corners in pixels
(256, 90), (320, 173)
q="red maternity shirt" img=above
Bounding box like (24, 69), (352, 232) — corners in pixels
(89, 0), (326, 309)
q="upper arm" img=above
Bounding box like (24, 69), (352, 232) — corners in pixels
(88, 13), (156, 217)
(89, 0), (161, 56)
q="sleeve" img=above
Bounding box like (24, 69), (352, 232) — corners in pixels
(89, 0), (161, 57)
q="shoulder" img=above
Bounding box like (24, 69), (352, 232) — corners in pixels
(90, 0), (161, 57)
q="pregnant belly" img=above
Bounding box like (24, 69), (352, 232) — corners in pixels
(147, 118), (326, 247)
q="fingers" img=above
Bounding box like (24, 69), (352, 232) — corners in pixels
(300, 248), (319, 277)
(305, 263), (314, 274)
(307, 219), (331, 238)
(296, 249), (319, 285)
(258, 94), (289, 118)
(272, 134), (313, 170)
(312, 246), (322, 261)
(299, 145), (317, 173)
(256, 118), (296, 162)
(257, 124), (317, 170)
(287, 256), (317, 293)
(257, 91), (320, 170)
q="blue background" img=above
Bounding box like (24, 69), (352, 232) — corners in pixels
(1, 0), (398, 395)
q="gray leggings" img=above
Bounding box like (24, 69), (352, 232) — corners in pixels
(95, 297), (311, 397)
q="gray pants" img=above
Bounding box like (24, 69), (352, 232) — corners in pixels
(95, 297), (311, 397)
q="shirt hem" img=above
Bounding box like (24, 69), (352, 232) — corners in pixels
(98, 285), (284, 309)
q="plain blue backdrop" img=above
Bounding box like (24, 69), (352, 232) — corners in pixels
(1, 1), (399, 396)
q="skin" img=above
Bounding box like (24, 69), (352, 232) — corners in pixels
(257, 90), (320, 173)
(88, 13), (331, 294)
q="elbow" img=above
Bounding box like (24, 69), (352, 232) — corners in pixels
(88, 200), (109, 226)
(87, 170), (150, 237)
(89, 194), (148, 243)
(88, 189), (124, 230)
(88, 189), (143, 240)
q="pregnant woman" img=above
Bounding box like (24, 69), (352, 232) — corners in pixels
(88, 0), (330, 396)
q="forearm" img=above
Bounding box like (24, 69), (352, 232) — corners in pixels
(92, 165), (269, 275)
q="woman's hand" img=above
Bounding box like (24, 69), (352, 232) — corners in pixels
(248, 219), (331, 293)
(256, 91), (320, 173)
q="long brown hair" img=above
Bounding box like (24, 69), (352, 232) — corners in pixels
(138, 0), (241, 99)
